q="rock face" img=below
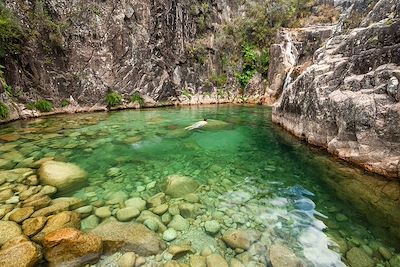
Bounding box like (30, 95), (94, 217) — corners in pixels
(91, 221), (165, 256)
(272, 0), (400, 179)
(2, 0), (253, 113)
(43, 228), (103, 267)
(38, 161), (88, 192)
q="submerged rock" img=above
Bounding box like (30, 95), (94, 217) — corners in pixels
(206, 254), (229, 267)
(38, 161), (87, 192)
(0, 237), (42, 267)
(168, 215), (189, 231)
(346, 247), (374, 267)
(32, 211), (80, 243)
(9, 207), (34, 223)
(22, 216), (48, 237)
(0, 221), (22, 246)
(204, 220), (220, 235)
(91, 221), (165, 256)
(43, 228), (103, 267)
(269, 244), (304, 267)
(163, 228), (178, 241)
(125, 197), (146, 211)
(222, 229), (254, 250)
(116, 207), (140, 222)
(163, 175), (199, 198)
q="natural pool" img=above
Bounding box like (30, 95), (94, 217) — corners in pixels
(0, 105), (399, 267)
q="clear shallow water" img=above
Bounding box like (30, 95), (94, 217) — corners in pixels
(1, 105), (399, 266)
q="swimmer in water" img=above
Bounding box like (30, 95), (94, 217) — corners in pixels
(184, 118), (208, 130)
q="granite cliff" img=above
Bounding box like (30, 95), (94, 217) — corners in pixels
(271, 0), (400, 179)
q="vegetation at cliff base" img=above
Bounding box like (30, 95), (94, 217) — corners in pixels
(130, 92), (145, 107)
(61, 99), (70, 107)
(27, 100), (53, 112)
(0, 101), (9, 119)
(106, 91), (122, 107)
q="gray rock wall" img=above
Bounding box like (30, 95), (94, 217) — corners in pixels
(2, 0), (245, 107)
(272, 0), (400, 178)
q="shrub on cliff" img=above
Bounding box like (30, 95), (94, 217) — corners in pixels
(0, 101), (9, 119)
(130, 92), (144, 107)
(27, 100), (53, 112)
(0, 3), (24, 58)
(106, 91), (122, 107)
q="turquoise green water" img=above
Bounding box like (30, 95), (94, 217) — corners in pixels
(1, 105), (399, 266)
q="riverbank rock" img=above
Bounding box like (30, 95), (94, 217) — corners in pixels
(269, 244), (304, 267)
(163, 175), (199, 198)
(0, 221), (22, 245)
(91, 221), (165, 256)
(43, 228), (103, 267)
(0, 237), (42, 267)
(38, 161), (87, 192)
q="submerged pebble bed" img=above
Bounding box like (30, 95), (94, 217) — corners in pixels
(0, 105), (399, 267)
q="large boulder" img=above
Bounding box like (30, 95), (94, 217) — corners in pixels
(0, 237), (42, 267)
(162, 175), (199, 198)
(38, 161), (87, 192)
(91, 221), (165, 256)
(43, 228), (103, 267)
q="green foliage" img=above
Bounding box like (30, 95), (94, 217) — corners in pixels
(33, 100), (53, 112)
(186, 42), (208, 65)
(61, 99), (70, 107)
(210, 72), (228, 88)
(236, 44), (257, 89)
(105, 91), (122, 107)
(130, 92), (144, 106)
(28, 0), (67, 51)
(0, 2), (24, 58)
(27, 100), (53, 112)
(0, 101), (9, 119)
(258, 50), (270, 78)
(182, 88), (193, 100)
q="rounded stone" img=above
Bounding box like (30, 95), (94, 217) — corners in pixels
(204, 220), (220, 235)
(38, 161), (87, 192)
(116, 207), (140, 222)
(125, 197), (146, 211)
(163, 228), (177, 241)
(163, 175), (199, 198)
(0, 221), (22, 245)
(95, 206), (112, 219)
(118, 252), (136, 267)
(144, 218), (159, 232)
(168, 215), (189, 231)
